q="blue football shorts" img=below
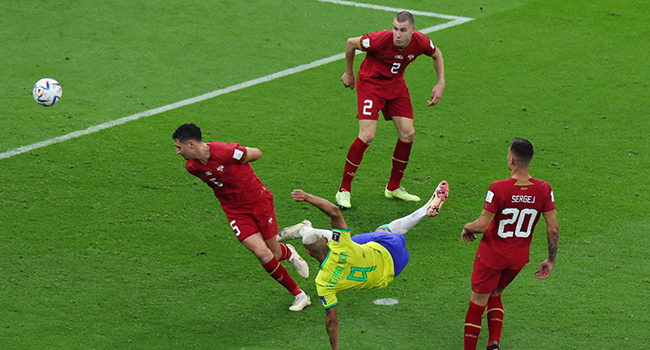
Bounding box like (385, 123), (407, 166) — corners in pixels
(351, 232), (410, 277)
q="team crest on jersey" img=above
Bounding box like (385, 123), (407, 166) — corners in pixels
(217, 165), (224, 172)
(395, 55), (403, 59)
(408, 55), (415, 60)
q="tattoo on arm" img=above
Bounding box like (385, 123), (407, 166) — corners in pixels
(547, 230), (559, 263)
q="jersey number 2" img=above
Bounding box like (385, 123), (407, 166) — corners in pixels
(497, 208), (538, 238)
(391, 62), (401, 74)
(362, 99), (373, 116)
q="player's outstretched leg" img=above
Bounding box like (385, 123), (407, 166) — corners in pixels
(286, 244), (309, 278)
(426, 180), (450, 217)
(277, 220), (312, 242)
(384, 180), (449, 234)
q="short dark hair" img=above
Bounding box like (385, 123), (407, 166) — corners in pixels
(509, 137), (534, 164)
(395, 11), (415, 26)
(172, 123), (202, 142)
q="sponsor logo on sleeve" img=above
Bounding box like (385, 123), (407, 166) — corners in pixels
(486, 190), (494, 203)
(362, 38), (370, 48)
(233, 149), (244, 160)
(332, 230), (341, 242)
(430, 39), (435, 50)
(551, 191), (555, 202)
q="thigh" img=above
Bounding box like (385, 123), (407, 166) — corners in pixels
(471, 257), (502, 295)
(383, 85), (414, 120)
(224, 209), (261, 242)
(356, 82), (386, 121)
(497, 268), (522, 290)
(252, 196), (279, 240)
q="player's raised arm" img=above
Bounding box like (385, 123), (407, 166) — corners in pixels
(291, 190), (348, 230)
(535, 214), (559, 279)
(428, 48), (446, 106)
(342, 36), (362, 89)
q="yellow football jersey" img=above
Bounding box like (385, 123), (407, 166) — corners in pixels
(315, 228), (395, 309)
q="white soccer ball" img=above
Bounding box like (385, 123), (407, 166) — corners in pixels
(32, 78), (62, 107)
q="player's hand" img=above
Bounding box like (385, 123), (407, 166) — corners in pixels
(461, 228), (476, 244)
(534, 259), (554, 279)
(427, 83), (445, 106)
(341, 72), (355, 89)
(291, 189), (307, 202)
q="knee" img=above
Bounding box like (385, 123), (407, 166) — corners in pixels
(254, 248), (275, 264)
(399, 129), (415, 143)
(358, 130), (375, 144)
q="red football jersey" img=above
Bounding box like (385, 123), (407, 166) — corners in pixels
(477, 178), (557, 270)
(358, 30), (436, 84)
(185, 142), (269, 207)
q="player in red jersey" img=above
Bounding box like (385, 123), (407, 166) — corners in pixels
(172, 123), (311, 311)
(336, 11), (446, 209)
(460, 138), (560, 350)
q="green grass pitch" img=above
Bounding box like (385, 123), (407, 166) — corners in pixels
(1, 0), (648, 349)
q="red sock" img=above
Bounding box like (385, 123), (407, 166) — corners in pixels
(262, 257), (301, 296)
(386, 139), (412, 191)
(487, 295), (504, 347)
(340, 137), (369, 192)
(278, 243), (292, 261)
(464, 300), (486, 350)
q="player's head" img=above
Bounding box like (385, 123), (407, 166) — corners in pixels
(508, 137), (534, 169)
(392, 11), (415, 50)
(302, 229), (330, 261)
(173, 123), (204, 160)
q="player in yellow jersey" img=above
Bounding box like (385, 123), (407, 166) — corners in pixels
(285, 180), (449, 350)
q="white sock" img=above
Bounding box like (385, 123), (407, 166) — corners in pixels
(299, 225), (333, 241)
(387, 204), (428, 234)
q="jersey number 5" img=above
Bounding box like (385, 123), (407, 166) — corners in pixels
(229, 220), (241, 237)
(497, 208), (538, 238)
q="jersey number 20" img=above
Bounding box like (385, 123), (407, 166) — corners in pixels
(497, 208), (538, 238)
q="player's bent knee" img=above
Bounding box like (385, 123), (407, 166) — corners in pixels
(254, 248), (275, 264)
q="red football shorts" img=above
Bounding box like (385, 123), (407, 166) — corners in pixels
(471, 255), (522, 294)
(356, 78), (414, 121)
(221, 195), (279, 242)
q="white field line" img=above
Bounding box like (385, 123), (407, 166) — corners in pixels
(0, 1), (472, 160)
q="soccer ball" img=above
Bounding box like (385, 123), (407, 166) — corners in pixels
(32, 78), (62, 107)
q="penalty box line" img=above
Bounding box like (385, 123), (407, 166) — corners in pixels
(0, 1), (472, 161)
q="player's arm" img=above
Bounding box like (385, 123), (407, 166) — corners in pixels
(342, 36), (362, 89)
(460, 213), (492, 244)
(325, 305), (340, 350)
(290, 190), (348, 230)
(428, 48), (446, 106)
(535, 214), (559, 279)
(242, 147), (261, 163)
